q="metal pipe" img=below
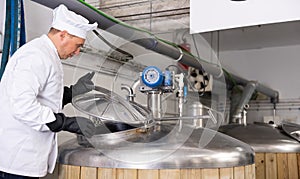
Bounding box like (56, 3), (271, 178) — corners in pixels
(30, 0), (280, 101)
(30, 0), (222, 77)
(115, 7), (189, 18)
(147, 91), (162, 119)
(121, 84), (135, 102)
(227, 73), (279, 103)
(230, 81), (257, 124)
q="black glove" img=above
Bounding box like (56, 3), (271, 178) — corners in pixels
(46, 113), (96, 138)
(72, 71), (95, 97)
(62, 72), (95, 107)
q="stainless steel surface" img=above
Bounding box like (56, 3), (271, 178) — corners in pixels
(72, 86), (152, 125)
(219, 123), (300, 153)
(147, 91), (162, 119)
(77, 119), (156, 149)
(230, 81), (257, 124)
(281, 121), (300, 142)
(121, 84), (135, 102)
(185, 101), (205, 128)
(59, 123), (254, 169)
(69, 86), (254, 169)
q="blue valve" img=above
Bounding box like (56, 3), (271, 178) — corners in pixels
(141, 66), (163, 88)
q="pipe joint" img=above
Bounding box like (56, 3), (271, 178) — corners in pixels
(174, 46), (183, 62)
(121, 84), (135, 102)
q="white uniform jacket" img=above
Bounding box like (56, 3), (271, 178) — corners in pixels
(0, 35), (64, 177)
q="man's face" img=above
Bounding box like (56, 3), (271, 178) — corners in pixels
(58, 32), (85, 60)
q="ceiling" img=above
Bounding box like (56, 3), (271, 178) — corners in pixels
(87, 0), (300, 52)
(89, 0), (190, 32)
(216, 20), (300, 51)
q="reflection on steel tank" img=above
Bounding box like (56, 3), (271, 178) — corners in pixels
(219, 121), (300, 179)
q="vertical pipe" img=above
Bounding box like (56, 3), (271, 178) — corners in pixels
(147, 91), (162, 119)
(230, 81), (257, 124)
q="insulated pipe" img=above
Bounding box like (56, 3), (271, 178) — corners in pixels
(30, 0), (279, 101)
(227, 73), (279, 103)
(30, 0), (222, 78)
(230, 81), (257, 124)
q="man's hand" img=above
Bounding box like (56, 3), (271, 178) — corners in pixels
(47, 113), (96, 138)
(72, 71), (95, 97)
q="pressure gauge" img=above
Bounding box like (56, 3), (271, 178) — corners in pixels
(141, 66), (163, 88)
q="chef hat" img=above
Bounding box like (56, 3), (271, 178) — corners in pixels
(51, 4), (98, 39)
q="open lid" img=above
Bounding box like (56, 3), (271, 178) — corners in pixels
(72, 86), (152, 125)
(281, 121), (300, 142)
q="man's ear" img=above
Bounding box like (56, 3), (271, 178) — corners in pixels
(60, 30), (68, 39)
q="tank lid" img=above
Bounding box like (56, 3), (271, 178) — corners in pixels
(72, 86), (151, 125)
(59, 124), (255, 169)
(219, 123), (300, 153)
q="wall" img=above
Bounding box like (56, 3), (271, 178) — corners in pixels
(190, 0), (300, 33)
(220, 45), (300, 99)
(0, 0), (5, 60)
(24, 0), (52, 40)
(0, 0), (4, 35)
(215, 23), (300, 124)
(220, 44), (300, 124)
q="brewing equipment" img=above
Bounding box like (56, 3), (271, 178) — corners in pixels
(220, 122), (300, 179)
(219, 83), (300, 179)
(58, 66), (256, 179)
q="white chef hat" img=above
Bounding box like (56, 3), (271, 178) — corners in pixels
(51, 4), (98, 39)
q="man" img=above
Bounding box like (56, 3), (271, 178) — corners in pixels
(0, 4), (98, 179)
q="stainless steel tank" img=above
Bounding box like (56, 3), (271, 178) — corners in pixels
(59, 124), (254, 169)
(57, 87), (256, 179)
(219, 122), (300, 179)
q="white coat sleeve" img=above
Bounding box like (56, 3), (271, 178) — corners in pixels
(7, 52), (56, 132)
